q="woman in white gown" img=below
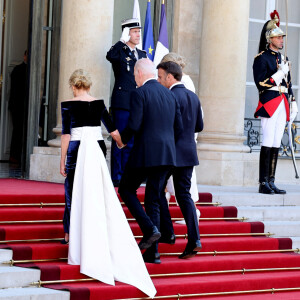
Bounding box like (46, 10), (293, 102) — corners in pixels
(160, 53), (202, 223)
(60, 69), (156, 298)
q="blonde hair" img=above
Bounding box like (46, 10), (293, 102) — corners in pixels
(69, 69), (92, 90)
(161, 52), (186, 69)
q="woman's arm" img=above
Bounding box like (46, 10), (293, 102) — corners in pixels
(100, 105), (116, 133)
(60, 134), (70, 177)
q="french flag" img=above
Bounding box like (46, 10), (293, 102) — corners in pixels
(153, 1), (169, 66)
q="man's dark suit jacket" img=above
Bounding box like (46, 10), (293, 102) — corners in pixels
(170, 83), (204, 167)
(106, 41), (147, 111)
(121, 79), (183, 168)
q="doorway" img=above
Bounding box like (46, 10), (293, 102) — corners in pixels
(0, 0), (30, 178)
(0, 0), (61, 178)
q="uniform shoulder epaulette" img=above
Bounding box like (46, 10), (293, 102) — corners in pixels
(254, 51), (265, 59)
(140, 49), (147, 53)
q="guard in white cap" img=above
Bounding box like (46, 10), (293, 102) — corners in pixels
(106, 18), (147, 187)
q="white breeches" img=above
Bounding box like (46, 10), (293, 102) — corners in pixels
(261, 100), (286, 148)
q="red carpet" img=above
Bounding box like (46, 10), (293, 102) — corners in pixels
(0, 178), (300, 300)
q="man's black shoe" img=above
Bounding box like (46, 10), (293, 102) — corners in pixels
(179, 240), (202, 259)
(138, 226), (161, 250)
(159, 234), (176, 244)
(259, 182), (275, 194)
(179, 249), (197, 259)
(193, 240), (202, 251)
(143, 252), (161, 264)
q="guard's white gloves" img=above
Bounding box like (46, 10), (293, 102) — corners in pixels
(290, 101), (298, 122)
(272, 61), (289, 86)
(279, 61), (290, 75)
(120, 27), (130, 43)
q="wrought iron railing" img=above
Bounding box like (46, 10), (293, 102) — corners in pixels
(244, 118), (300, 158)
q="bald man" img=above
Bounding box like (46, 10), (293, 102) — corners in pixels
(118, 58), (183, 264)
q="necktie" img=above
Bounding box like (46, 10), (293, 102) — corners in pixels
(132, 49), (138, 60)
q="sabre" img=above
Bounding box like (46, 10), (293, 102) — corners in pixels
(284, 0), (299, 178)
(287, 117), (299, 178)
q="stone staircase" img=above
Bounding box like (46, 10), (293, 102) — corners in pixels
(1, 183), (299, 299)
(200, 184), (300, 248)
(0, 249), (69, 299)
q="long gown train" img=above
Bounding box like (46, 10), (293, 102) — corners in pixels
(68, 127), (156, 298)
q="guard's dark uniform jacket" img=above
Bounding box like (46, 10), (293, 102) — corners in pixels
(106, 41), (147, 111)
(253, 47), (293, 121)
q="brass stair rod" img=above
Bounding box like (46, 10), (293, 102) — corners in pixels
(161, 248), (300, 256)
(0, 202), (220, 207)
(9, 249), (300, 266)
(32, 267), (300, 286)
(151, 267), (300, 278)
(112, 287), (300, 300)
(0, 232), (274, 244)
(135, 233), (273, 239)
(0, 238), (63, 244)
(198, 232), (274, 237)
(32, 278), (95, 288)
(0, 203), (64, 207)
(4, 257), (67, 266)
(0, 220), (62, 224)
(0, 217), (248, 225)
(127, 217), (248, 222)
(120, 202), (221, 206)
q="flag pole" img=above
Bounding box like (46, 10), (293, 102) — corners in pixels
(284, 0), (288, 61)
(285, 0), (299, 178)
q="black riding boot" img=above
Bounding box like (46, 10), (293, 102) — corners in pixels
(269, 147), (286, 194)
(259, 146), (274, 194)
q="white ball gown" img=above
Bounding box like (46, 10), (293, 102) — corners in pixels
(67, 126), (156, 298)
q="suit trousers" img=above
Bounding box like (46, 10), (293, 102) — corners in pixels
(118, 165), (171, 237)
(111, 109), (134, 184)
(172, 166), (200, 243)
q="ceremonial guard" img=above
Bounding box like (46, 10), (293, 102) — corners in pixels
(106, 18), (147, 187)
(253, 11), (298, 194)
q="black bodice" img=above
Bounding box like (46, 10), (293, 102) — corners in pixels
(61, 100), (115, 135)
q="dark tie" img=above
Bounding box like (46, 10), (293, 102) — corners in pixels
(132, 49), (137, 60)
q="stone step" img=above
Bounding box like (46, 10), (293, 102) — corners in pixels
(0, 266), (40, 289)
(0, 287), (69, 299)
(291, 237), (300, 249)
(263, 221), (300, 237)
(199, 184), (300, 207)
(213, 193), (286, 206)
(0, 249), (13, 264)
(237, 206), (300, 221)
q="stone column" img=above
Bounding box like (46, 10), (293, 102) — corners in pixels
(172, 0), (203, 93)
(48, 0), (114, 147)
(197, 0), (257, 185)
(30, 0), (114, 182)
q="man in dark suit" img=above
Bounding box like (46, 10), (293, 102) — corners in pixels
(116, 58), (183, 264)
(106, 18), (147, 187)
(157, 61), (204, 259)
